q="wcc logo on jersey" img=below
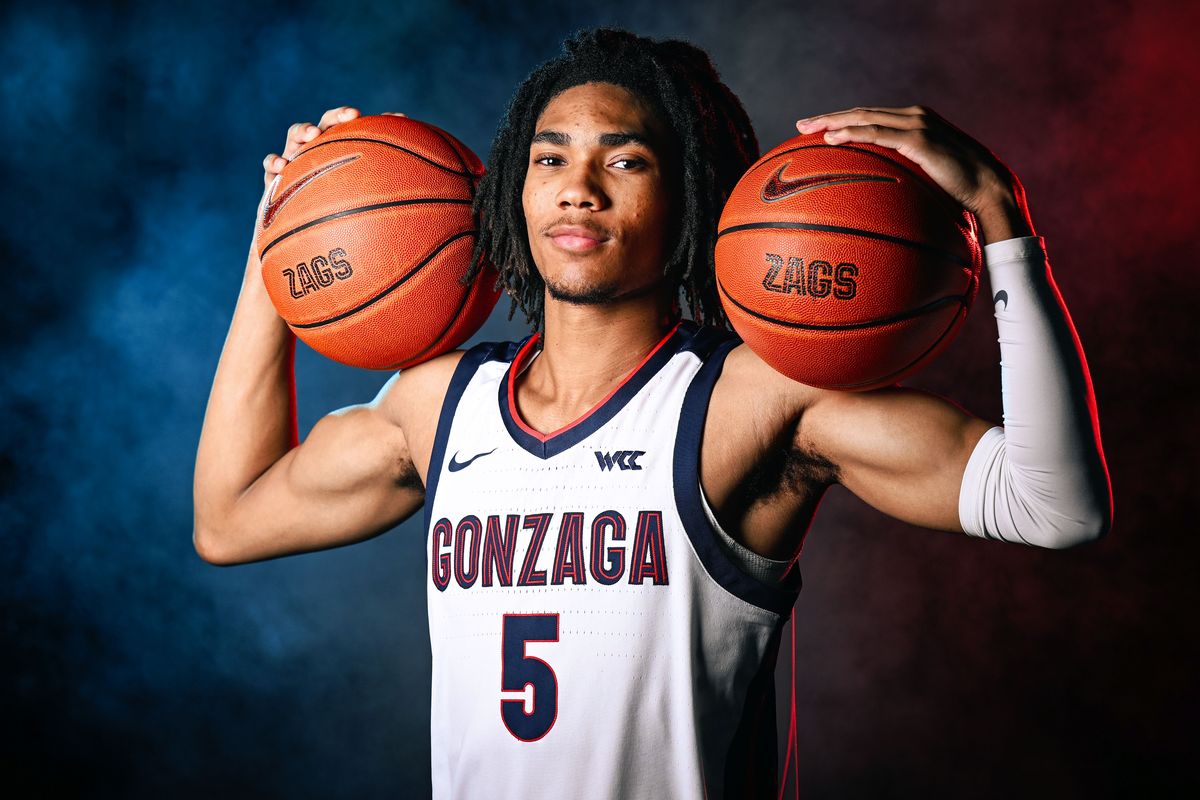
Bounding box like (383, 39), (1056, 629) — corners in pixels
(594, 450), (645, 471)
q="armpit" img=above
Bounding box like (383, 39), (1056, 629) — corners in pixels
(742, 435), (840, 507)
(393, 451), (425, 491)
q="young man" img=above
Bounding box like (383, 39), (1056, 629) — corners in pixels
(194, 28), (1111, 800)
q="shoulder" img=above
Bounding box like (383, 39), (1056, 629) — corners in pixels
(377, 349), (466, 426)
(710, 341), (825, 434)
(372, 338), (524, 482)
(708, 340), (846, 489)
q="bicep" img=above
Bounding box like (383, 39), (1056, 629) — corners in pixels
(796, 387), (996, 532)
(212, 390), (425, 565)
(282, 401), (424, 524)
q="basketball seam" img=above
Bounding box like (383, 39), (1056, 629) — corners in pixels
(259, 198), (473, 259)
(423, 125), (474, 191)
(716, 278), (966, 331)
(830, 302), (969, 389)
(714, 221), (972, 268)
(295, 136), (474, 178)
(423, 125), (485, 291)
(381, 268), (477, 370)
(422, 123), (477, 214)
(289, 229), (477, 329)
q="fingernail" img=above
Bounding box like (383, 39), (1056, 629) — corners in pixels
(824, 130), (845, 141)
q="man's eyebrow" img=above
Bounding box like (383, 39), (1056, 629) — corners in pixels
(530, 130), (656, 149)
(600, 131), (655, 149)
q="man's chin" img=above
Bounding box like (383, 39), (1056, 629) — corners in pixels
(545, 279), (623, 306)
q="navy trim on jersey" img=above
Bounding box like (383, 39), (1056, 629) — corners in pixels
(673, 333), (803, 617)
(423, 341), (511, 536)
(676, 319), (730, 357)
(497, 322), (690, 460)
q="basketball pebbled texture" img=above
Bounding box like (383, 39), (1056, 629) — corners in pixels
(254, 114), (501, 370)
(715, 132), (982, 391)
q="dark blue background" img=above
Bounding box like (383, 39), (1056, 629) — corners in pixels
(4, 0), (1196, 797)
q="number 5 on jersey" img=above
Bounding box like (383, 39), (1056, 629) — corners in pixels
(501, 614), (559, 741)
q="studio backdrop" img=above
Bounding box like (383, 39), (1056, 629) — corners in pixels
(3, 1), (1195, 797)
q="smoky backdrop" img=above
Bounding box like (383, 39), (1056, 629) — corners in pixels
(2, 1), (1195, 797)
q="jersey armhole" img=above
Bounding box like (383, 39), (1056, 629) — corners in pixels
(672, 336), (802, 617)
(422, 340), (511, 536)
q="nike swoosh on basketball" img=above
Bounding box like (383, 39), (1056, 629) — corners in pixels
(261, 154), (360, 229)
(448, 448), (497, 472)
(760, 164), (896, 202)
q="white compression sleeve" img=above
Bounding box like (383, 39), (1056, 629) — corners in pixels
(957, 236), (1112, 548)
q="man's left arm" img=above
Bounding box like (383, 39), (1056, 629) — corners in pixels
(796, 234), (1114, 548)
(792, 106), (1113, 549)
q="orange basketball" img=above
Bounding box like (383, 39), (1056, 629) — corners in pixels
(254, 114), (501, 370)
(714, 132), (982, 391)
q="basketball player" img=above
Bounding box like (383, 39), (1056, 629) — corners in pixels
(193, 29), (1111, 799)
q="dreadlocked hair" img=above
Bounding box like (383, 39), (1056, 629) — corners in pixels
(462, 27), (760, 332)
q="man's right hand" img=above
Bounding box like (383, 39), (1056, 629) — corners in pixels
(261, 106), (408, 187)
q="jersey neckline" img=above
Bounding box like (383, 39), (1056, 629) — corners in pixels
(498, 319), (688, 460)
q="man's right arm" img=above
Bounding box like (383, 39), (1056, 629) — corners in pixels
(192, 105), (461, 565)
(191, 232), (461, 566)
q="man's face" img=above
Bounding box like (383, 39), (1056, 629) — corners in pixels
(522, 81), (676, 306)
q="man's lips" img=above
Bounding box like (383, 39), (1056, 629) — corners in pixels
(550, 234), (607, 252)
(546, 224), (609, 253)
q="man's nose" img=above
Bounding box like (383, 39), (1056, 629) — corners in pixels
(557, 163), (608, 210)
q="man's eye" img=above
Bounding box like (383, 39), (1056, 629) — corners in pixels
(613, 158), (646, 170)
(534, 155), (563, 166)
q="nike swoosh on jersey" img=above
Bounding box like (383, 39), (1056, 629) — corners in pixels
(993, 290), (1009, 310)
(261, 154), (360, 229)
(760, 164), (896, 202)
(448, 448), (497, 472)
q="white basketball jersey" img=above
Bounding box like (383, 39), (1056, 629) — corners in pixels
(424, 319), (802, 799)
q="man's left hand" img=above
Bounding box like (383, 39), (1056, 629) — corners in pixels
(796, 106), (1035, 244)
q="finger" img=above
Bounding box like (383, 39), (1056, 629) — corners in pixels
(318, 106), (360, 132)
(262, 153), (287, 174)
(799, 105), (928, 123)
(820, 124), (926, 154)
(380, 112), (407, 117)
(283, 122), (320, 158)
(263, 159), (282, 188)
(798, 109), (924, 134)
(797, 106), (929, 133)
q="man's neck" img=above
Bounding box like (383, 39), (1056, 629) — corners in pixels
(521, 288), (680, 418)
